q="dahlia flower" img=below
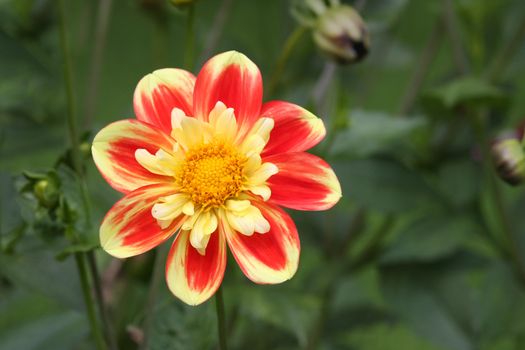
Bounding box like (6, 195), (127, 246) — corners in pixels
(92, 51), (341, 305)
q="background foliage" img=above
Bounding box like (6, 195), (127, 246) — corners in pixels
(1, 0), (525, 349)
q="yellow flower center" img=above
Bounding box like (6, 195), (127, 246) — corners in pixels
(176, 142), (245, 208)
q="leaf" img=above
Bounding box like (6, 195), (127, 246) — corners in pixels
(380, 263), (474, 350)
(55, 241), (99, 261)
(234, 286), (318, 348)
(0, 289), (87, 350)
(331, 109), (427, 158)
(423, 76), (507, 111)
(337, 323), (448, 350)
(434, 160), (480, 207)
(380, 214), (478, 263)
(148, 295), (217, 350)
(0, 243), (84, 311)
(333, 158), (442, 213)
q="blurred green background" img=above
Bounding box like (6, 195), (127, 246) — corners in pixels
(2, 0), (525, 349)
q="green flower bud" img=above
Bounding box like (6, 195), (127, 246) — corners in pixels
(79, 141), (91, 159)
(168, 0), (196, 7)
(33, 178), (59, 208)
(313, 5), (369, 64)
(492, 138), (525, 186)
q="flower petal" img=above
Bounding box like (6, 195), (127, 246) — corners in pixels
(134, 68), (196, 134)
(261, 101), (326, 156)
(166, 229), (226, 305)
(92, 119), (177, 193)
(189, 210), (219, 253)
(264, 152), (342, 211)
(223, 199), (300, 284)
(100, 184), (185, 258)
(193, 51), (263, 134)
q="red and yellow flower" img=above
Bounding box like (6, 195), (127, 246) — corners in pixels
(92, 51), (341, 305)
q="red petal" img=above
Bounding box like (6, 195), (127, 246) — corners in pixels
(92, 119), (176, 193)
(224, 199), (300, 284)
(261, 101), (326, 156)
(193, 51), (262, 133)
(264, 152), (341, 211)
(134, 68), (196, 134)
(166, 229), (226, 305)
(100, 184), (185, 258)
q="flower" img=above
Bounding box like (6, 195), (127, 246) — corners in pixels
(292, 0), (369, 64)
(313, 4), (369, 64)
(92, 51), (341, 305)
(492, 138), (525, 186)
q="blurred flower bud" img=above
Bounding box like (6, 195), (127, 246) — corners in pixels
(313, 5), (369, 64)
(33, 178), (59, 208)
(168, 0), (196, 7)
(79, 141), (91, 159)
(492, 138), (525, 186)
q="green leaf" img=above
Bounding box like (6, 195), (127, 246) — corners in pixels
(380, 263), (474, 350)
(337, 323), (448, 350)
(333, 158), (441, 213)
(0, 244), (84, 311)
(331, 109), (427, 158)
(55, 241), (99, 261)
(423, 76), (507, 111)
(148, 296), (217, 350)
(381, 214), (478, 263)
(233, 286), (318, 348)
(433, 160), (480, 207)
(0, 289), (88, 350)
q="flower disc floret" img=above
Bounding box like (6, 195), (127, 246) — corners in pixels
(177, 142), (245, 208)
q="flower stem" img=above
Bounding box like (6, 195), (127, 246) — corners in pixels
(215, 286), (228, 350)
(75, 253), (108, 350)
(184, 3), (196, 70)
(200, 0), (234, 63)
(58, 1), (109, 349)
(84, 0), (114, 129)
(58, 0), (81, 174)
(398, 17), (444, 115)
(140, 245), (168, 350)
(88, 251), (119, 350)
(487, 15), (525, 82)
(471, 113), (525, 283)
(268, 26), (307, 96)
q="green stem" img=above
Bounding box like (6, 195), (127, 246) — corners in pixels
(398, 17), (444, 115)
(88, 251), (118, 350)
(75, 253), (107, 350)
(442, 0), (469, 74)
(184, 4), (196, 70)
(200, 0), (234, 62)
(215, 286), (228, 350)
(471, 113), (525, 283)
(305, 284), (334, 350)
(268, 26), (307, 96)
(487, 16), (525, 82)
(58, 0), (81, 174)
(58, 1), (109, 349)
(306, 215), (394, 350)
(85, 0), (114, 129)
(140, 246), (167, 350)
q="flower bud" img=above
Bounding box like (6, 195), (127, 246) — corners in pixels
(33, 178), (59, 208)
(79, 141), (91, 159)
(168, 0), (196, 6)
(313, 5), (369, 64)
(492, 138), (525, 186)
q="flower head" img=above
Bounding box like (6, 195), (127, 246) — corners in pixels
(92, 51), (341, 305)
(292, 0), (369, 64)
(492, 138), (525, 186)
